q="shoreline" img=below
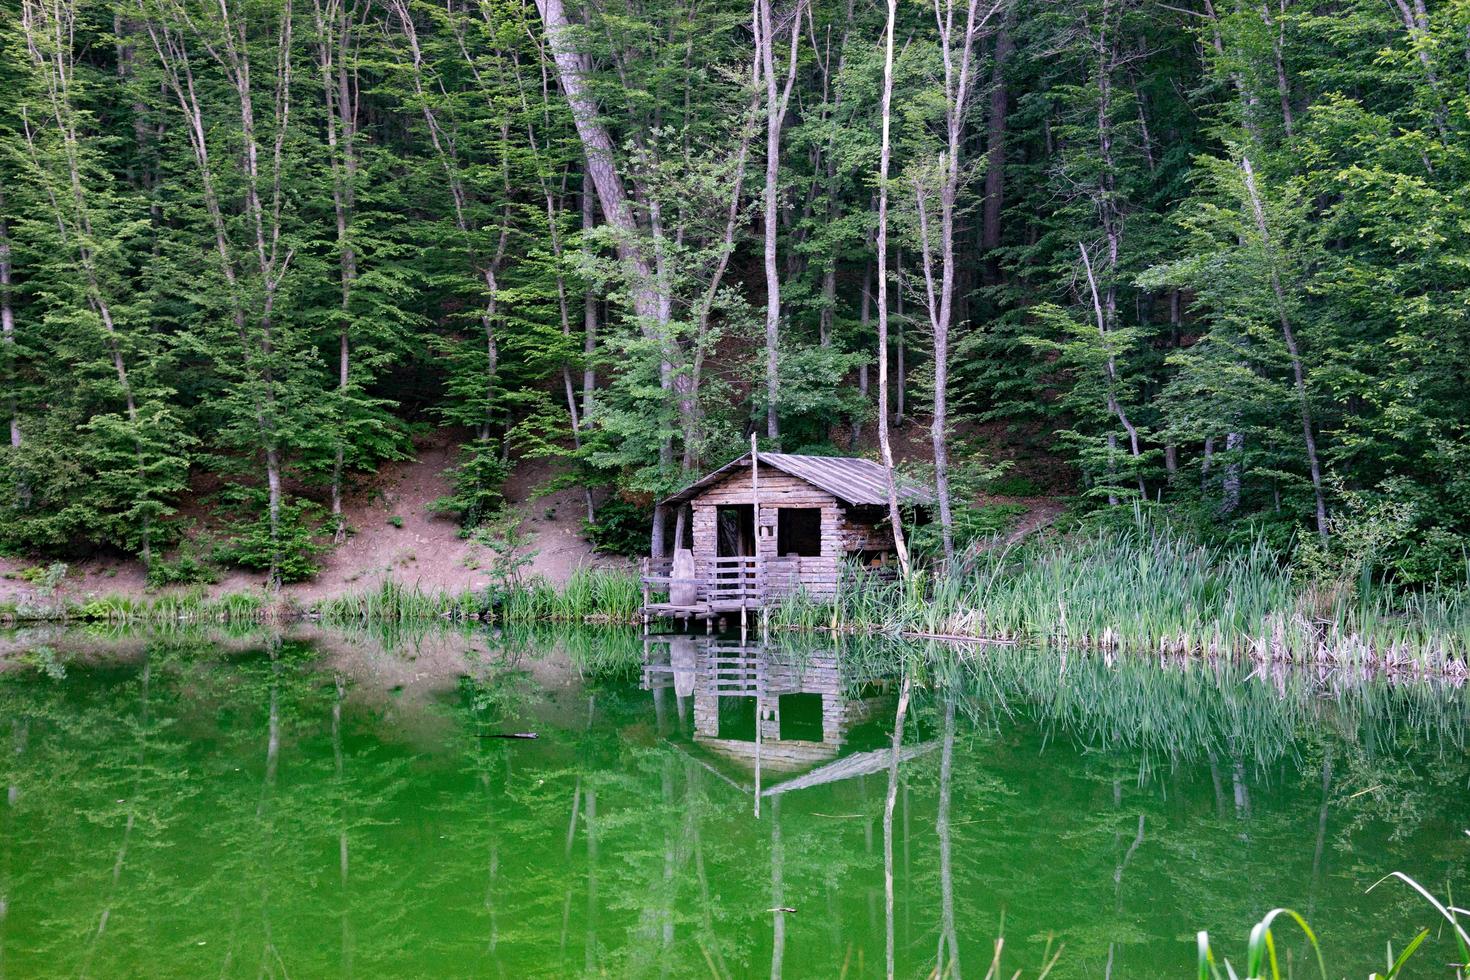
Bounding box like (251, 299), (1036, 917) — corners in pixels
(5, 575), (1468, 682)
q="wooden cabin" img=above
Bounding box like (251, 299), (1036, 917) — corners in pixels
(641, 451), (930, 623)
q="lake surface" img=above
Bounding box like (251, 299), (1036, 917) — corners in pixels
(0, 626), (1467, 978)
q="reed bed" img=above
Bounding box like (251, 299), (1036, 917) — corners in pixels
(0, 590), (269, 626)
(314, 568), (645, 627)
(773, 523), (1470, 672)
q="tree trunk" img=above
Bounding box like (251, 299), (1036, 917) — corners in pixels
(1240, 158), (1328, 539)
(0, 204), (18, 460)
(1221, 430), (1243, 514)
(913, 0), (996, 564)
(144, 0), (295, 586)
(756, 0), (803, 443)
(21, 1), (151, 560)
(581, 178), (597, 423)
(534, 0), (679, 509)
(876, 0), (912, 579)
(1079, 243), (1146, 500)
(314, 0), (360, 542)
(852, 262), (873, 448)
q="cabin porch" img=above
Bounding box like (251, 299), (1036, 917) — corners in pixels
(638, 554), (815, 626)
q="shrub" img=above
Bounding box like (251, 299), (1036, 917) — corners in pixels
(908, 503), (1028, 558)
(584, 498), (650, 558)
(147, 549), (220, 588)
(429, 441), (509, 530)
(216, 493), (324, 583)
(985, 474), (1043, 497)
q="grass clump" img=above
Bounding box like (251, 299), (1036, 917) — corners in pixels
(315, 567), (643, 627)
(1197, 873), (1468, 979)
(773, 515), (1470, 670)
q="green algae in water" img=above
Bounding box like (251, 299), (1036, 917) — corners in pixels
(0, 628), (1467, 978)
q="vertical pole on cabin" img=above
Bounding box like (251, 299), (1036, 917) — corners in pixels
(749, 433), (760, 628)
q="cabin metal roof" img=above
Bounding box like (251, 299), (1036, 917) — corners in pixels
(658, 452), (933, 508)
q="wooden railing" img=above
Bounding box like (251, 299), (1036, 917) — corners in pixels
(641, 554), (768, 611)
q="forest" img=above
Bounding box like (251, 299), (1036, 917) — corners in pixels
(0, 0), (1466, 592)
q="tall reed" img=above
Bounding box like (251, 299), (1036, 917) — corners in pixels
(315, 568), (645, 627)
(772, 520), (1470, 670)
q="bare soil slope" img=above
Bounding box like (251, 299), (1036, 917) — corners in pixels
(0, 431), (627, 609)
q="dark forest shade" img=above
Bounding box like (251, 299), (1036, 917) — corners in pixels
(0, 0), (1465, 588)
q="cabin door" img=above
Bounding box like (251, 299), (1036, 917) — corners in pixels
(715, 505), (755, 558)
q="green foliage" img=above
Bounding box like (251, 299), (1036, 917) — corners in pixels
(985, 475), (1043, 497)
(584, 497), (651, 558)
(470, 508), (537, 588)
(430, 442), (510, 531)
(0, 0), (1465, 594)
(146, 548), (221, 589)
(215, 492), (325, 584)
(908, 502), (1028, 558)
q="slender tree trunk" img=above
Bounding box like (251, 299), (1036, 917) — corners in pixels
(1079, 243), (1145, 499)
(1222, 430), (1243, 514)
(145, 0), (296, 586)
(21, 0), (153, 561)
(1260, 0), (1294, 137)
(314, 0), (360, 542)
(1240, 158), (1328, 539)
(895, 249), (906, 425)
(581, 178), (597, 423)
(756, 0), (803, 443)
(0, 203), (19, 466)
(913, 0), (996, 564)
(876, 0), (911, 578)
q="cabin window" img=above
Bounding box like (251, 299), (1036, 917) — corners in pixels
(777, 507), (822, 557)
(717, 696), (758, 741)
(716, 505), (755, 557)
(778, 693), (824, 741)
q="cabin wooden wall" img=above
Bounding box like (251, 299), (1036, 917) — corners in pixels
(687, 462), (843, 595)
(835, 505), (896, 557)
(678, 463), (900, 596)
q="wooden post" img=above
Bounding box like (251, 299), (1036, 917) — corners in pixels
(750, 434), (761, 611)
(641, 557), (650, 627)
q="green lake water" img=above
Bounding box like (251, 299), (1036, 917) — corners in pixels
(0, 626), (1467, 978)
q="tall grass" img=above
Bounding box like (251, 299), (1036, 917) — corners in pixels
(1196, 873), (1469, 979)
(772, 521), (1470, 671)
(315, 568), (645, 627)
(0, 590), (270, 626)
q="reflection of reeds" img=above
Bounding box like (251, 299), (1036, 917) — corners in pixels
(772, 524), (1470, 671)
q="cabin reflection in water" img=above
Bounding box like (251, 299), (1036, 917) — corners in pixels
(641, 635), (915, 799)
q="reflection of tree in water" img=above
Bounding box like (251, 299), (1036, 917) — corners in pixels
(0, 641), (200, 976)
(0, 628), (1467, 977)
(0, 636), (413, 978)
